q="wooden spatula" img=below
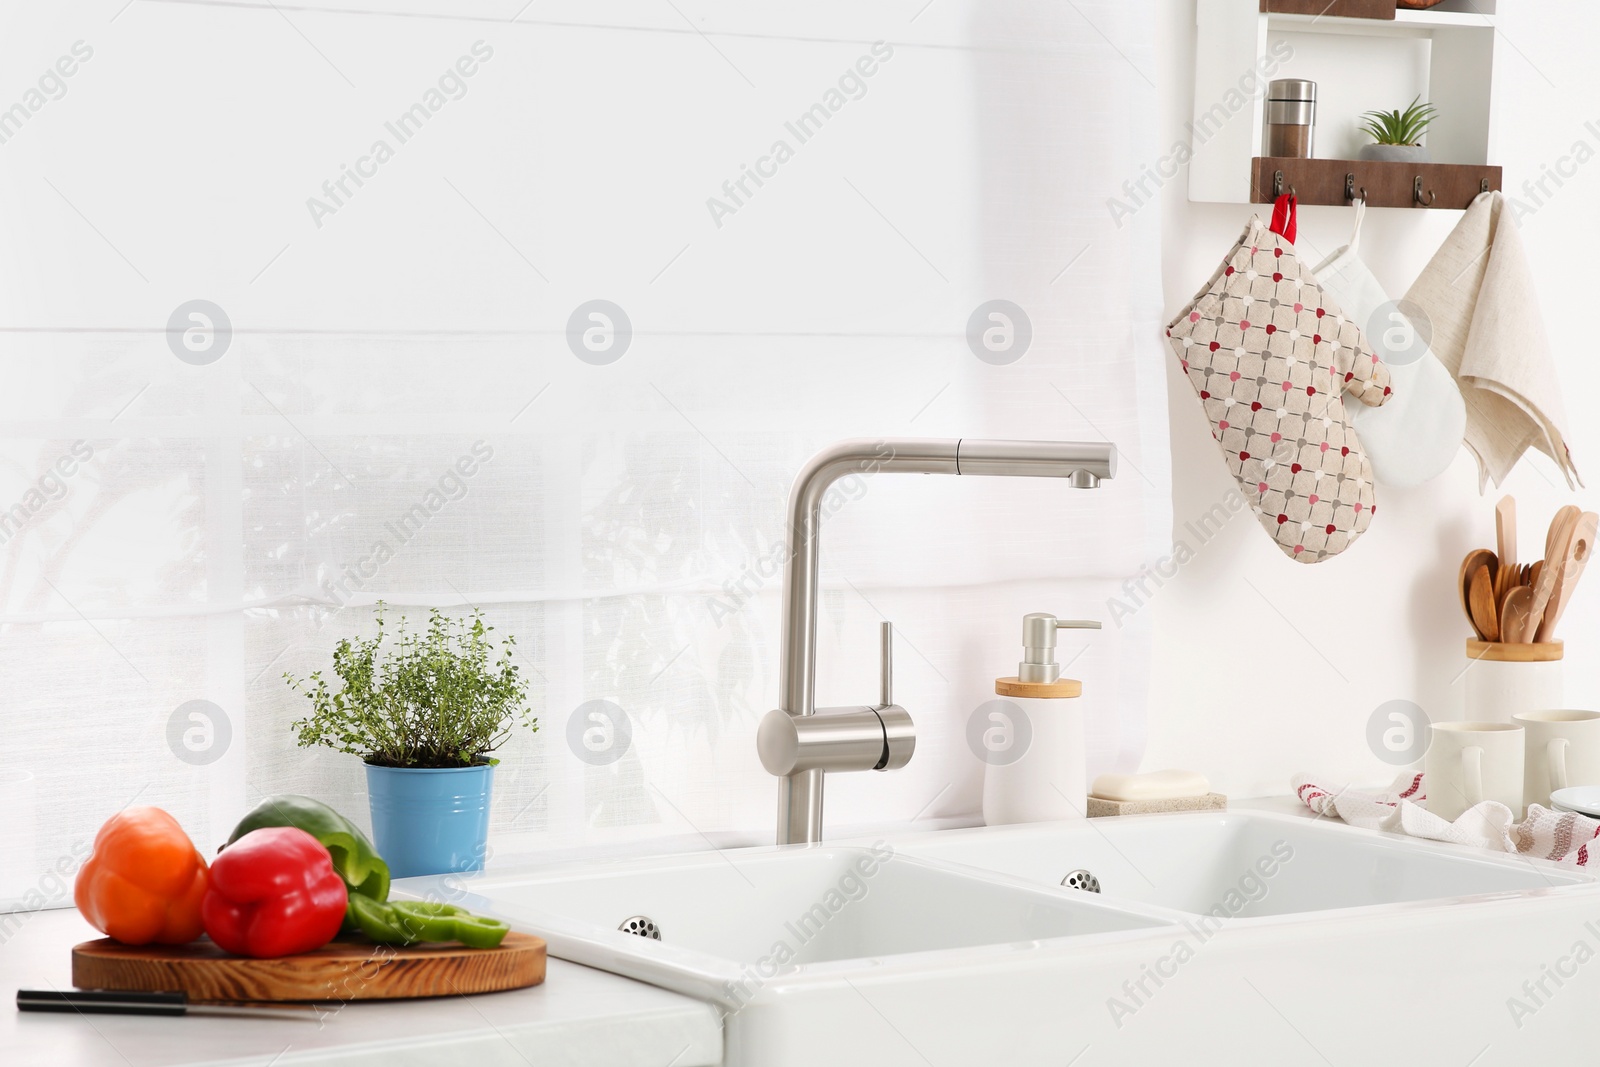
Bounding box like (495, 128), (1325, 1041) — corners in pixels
(1535, 510), (1598, 642)
(1528, 508), (1581, 643)
(1547, 505), (1581, 560)
(1496, 495), (1517, 604)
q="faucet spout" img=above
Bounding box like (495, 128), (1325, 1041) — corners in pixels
(770, 437), (1117, 845)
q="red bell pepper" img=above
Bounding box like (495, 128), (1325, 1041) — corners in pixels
(201, 827), (348, 958)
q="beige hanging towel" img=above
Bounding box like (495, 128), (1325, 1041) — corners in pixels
(1404, 191), (1581, 490)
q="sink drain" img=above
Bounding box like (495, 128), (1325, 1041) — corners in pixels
(1061, 869), (1101, 893)
(619, 915), (662, 940)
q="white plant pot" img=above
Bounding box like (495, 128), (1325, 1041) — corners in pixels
(1359, 143), (1431, 164)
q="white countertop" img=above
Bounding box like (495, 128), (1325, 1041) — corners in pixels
(1232, 794), (1317, 818)
(1, 910), (722, 1067)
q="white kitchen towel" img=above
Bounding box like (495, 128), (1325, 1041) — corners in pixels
(1292, 771), (1600, 866)
(1315, 199), (1466, 487)
(1404, 191), (1582, 490)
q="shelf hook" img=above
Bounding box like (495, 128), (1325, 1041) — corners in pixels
(1343, 173), (1366, 204)
(1413, 176), (1436, 207)
(1273, 169), (1295, 199)
(1481, 177), (1491, 194)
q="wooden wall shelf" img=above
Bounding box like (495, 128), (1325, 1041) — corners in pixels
(1261, 0), (1395, 20)
(1191, 0), (1498, 206)
(1250, 157), (1502, 209)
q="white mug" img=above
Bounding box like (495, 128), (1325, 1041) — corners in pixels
(1513, 710), (1600, 812)
(1426, 721), (1525, 821)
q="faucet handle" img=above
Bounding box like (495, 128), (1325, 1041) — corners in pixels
(874, 621), (913, 771)
(879, 621), (893, 708)
(759, 620), (914, 778)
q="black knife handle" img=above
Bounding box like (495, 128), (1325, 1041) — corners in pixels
(17, 989), (187, 1016)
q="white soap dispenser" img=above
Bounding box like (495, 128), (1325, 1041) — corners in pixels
(980, 612), (1098, 826)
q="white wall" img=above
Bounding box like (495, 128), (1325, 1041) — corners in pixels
(1148, 2), (1600, 797)
(2, 0), (1591, 891)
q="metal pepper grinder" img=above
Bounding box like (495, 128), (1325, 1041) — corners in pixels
(1264, 78), (1317, 159)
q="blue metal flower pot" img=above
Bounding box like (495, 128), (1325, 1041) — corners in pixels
(365, 762), (493, 878)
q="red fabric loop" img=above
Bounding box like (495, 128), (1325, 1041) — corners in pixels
(1269, 193), (1297, 243)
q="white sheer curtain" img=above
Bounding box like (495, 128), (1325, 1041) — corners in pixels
(0, 0), (1167, 907)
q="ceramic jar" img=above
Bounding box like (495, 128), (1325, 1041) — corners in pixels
(1463, 640), (1564, 725)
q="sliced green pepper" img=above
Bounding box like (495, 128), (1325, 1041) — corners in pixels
(346, 893), (414, 945)
(226, 795), (390, 903)
(346, 894), (510, 949)
(390, 902), (464, 942)
(449, 913), (513, 950)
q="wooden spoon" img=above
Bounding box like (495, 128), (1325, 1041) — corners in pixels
(1496, 496), (1517, 603)
(1536, 511), (1598, 642)
(1469, 563), (1501, 643)
(1500, 584), (1534, 644)
(1459, 549), (1497, 639)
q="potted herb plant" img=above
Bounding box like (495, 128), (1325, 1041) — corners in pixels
(1358, 97), (1437, 164)
(285, 605), (536, 878)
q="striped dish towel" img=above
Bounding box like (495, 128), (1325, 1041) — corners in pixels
(1292, 771), (1600, 867)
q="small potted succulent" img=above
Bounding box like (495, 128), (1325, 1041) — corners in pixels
(285, 605), (537, 878)
(1358, 97), (1437, 164)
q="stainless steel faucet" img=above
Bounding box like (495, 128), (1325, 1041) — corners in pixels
(755, 437), (1118, 845)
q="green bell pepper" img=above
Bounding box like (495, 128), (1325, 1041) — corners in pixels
(226, 795), (390, 903)
(346, 894), (510, 949)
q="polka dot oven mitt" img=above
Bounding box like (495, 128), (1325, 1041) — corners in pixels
(1165, 216), (1392, 563)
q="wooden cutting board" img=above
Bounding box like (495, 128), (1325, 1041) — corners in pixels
(72, 933), (545, 1003)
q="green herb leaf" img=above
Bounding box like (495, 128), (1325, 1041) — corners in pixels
(286, 603), (539, 769)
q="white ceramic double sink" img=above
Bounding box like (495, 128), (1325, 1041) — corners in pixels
(402, 812), (1597, 1065)
(896, 810), (1589, 918)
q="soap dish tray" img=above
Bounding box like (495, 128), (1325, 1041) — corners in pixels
(1086, 793), (1227, 818)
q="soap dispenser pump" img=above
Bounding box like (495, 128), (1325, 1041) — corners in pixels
(1015, 612), (1100, 684)
(981, 612), (1099, 826)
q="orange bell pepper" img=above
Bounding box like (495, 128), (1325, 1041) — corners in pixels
(74, 806), (209, 945)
